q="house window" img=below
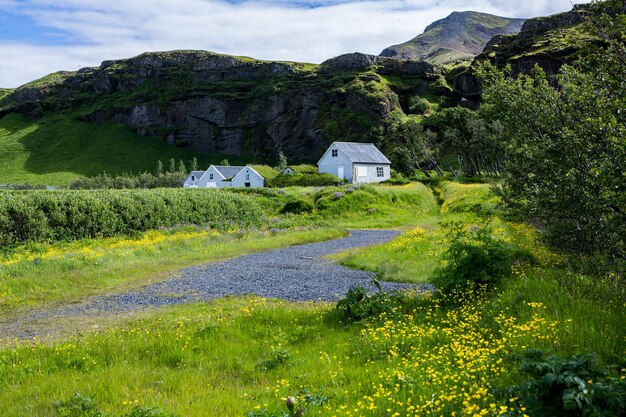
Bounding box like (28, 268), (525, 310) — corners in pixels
(376, 167), (384, 177)
(209, 173), (214, 179)
(245, 173), (250, 181)
(191, 175), (195, 181)
(331, 149), (338, 157)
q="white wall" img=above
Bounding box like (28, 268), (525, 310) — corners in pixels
(199, 166), (227, 188)
(183, 173), (204, 188)
(353, 163), (391, 184)
(318, 144), (354, 182)
(231, 167), (264, 188)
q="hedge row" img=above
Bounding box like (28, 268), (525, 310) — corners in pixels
(0, 189), (263, 246)
(267, 173), (343, 187)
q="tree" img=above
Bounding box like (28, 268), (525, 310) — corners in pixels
(475, 1), (626, 258)
(385, 117), (442, 177)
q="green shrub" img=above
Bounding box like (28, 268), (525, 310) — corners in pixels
(501, 350), (626, 417)
(0, 189), (262, 246)
(279, 198), (315, 214)
(268, 173), (341, 187)
(335, 286), (414, 323)
(432, 222), (521, 295)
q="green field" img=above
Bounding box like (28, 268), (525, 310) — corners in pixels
(0, 182), (624, 417)
(0, 113), (243, 186)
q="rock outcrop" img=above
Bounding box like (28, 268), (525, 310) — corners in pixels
(0, 51), (439, 162)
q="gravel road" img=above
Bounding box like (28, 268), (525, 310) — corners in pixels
(0, 229), (433, 339)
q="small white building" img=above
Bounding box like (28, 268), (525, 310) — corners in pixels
(231, 166), (265, 188)
(183, 171), (206, 188)
(280, 167), (295, 175)
(183, 165), (265, 188)
(317, 142), (391, 184)
(199, 165), (246, 188)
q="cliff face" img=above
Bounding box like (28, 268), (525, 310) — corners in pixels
(380, 11), (525, 65)
(0, 51), (441, 162)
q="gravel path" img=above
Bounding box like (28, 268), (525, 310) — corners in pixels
(0, 230), (432, 340)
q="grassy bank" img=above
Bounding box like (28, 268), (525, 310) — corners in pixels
(0, 182), (623, 417)
(0, 113), (242, 186)
(0, 227), (346, 316)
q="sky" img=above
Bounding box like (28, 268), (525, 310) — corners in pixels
(0, 0), (589, 88)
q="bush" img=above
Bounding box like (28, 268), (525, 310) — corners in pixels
(432, 222), (521, 295)
(335, 286), (414, 323)
(0, 189), (263, 246)
(279, 198), (315, 214)
(501, 350), (626, 417)
(268, 173), (342, 187)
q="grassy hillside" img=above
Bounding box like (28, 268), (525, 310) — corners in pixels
(380, 11), (525, 64)
(0, 113), (242, 186)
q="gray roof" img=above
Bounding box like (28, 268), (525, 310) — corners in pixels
(187, 171), (206, 180)
(333, 142), (391, 164)
(213, 165), (246, 180)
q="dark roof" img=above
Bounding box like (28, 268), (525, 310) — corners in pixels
(212, 165), (246, 180)
(333, 142), (391, 164)
(187, 171), (206, 180)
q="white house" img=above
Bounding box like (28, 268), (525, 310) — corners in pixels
(231, 166), (264, 188)
(183, 165), (265, 188)
(280, 167), (295, 175)
(317, 142), (391, 184)
(199, 165), (246, 188)
(183, 171), (206, 188)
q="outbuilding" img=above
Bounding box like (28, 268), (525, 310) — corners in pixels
(231, 166), (265, 188)
(317, 142), (391, 184)
(199, 165), (246, 188)
(183, 171), (206, 188)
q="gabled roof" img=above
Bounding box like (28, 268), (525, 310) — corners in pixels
(185, 171), (206, 182)
(318, 142), (391, 165)
(211, 165), (246, 180)
(232, 166), (265, 180)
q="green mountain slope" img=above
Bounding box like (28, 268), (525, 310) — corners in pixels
(0, 51), (451, 185)
(0, 113), (242, 185)
(380, 11), (526, 65)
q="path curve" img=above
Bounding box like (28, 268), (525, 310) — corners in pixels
(1, 230), (432, 339)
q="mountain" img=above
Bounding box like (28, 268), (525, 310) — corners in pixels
(380, 11), (526, 65)
(0, 51), (451, 184)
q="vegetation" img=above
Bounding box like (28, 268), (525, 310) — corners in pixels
(475, 0), (626, 262)
(0, 189), (262, 246)
(0, 113), (243, 186)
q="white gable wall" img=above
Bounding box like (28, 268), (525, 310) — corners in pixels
(199, 165), (227, 188)
(183, 172), (204, 188)
(231, 167), (264, 188)
(318, 143), (354, 182)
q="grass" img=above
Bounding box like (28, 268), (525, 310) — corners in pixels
(0, 227), (346, 316)
(0, 181), (624, 416)
(0, 113), (243, 186)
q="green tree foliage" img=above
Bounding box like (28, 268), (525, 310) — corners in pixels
(476, 2), (626, 258)
(386, 118), (442, 177)
(430, 107), (505, 176)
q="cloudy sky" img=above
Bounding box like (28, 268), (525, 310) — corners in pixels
(0, 0), (588, 87)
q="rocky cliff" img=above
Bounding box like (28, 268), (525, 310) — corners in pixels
(0, 51), (444, 163)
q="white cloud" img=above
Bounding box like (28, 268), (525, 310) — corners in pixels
(0, 0), (590, 87)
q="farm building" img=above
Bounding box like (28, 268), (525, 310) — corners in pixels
(230, 166), (264, 188)
(280, 167), (295, 175)
(182, 171), (206, 188)
(183, 165), (265, 188)
(317, 142), (391, 184)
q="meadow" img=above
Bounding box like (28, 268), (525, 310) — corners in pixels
(0, 181), (624, 417)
